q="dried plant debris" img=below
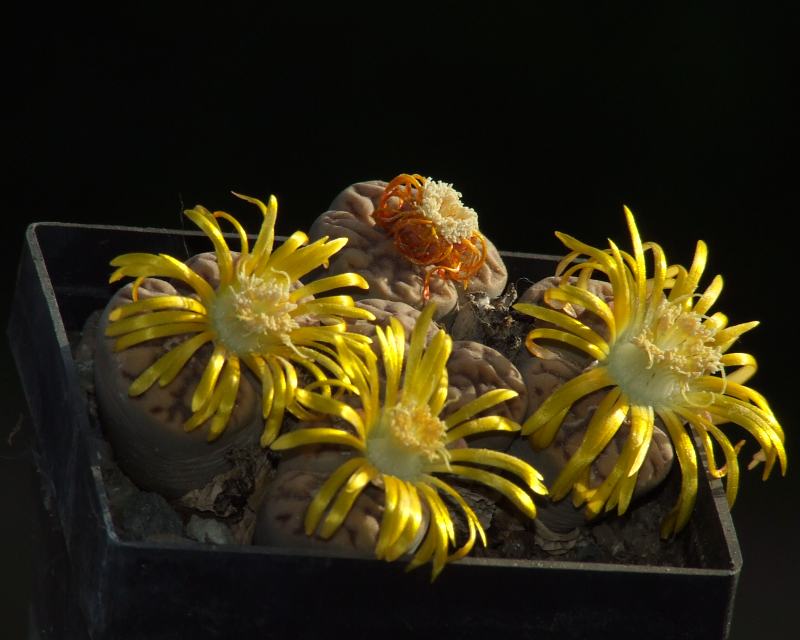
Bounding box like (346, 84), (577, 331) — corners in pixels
(468, 470), (689, 567)
(448, 284), (528, 358)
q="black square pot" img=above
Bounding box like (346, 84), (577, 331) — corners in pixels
(8, 222), (742, 640)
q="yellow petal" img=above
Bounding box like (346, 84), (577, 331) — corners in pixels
(623, 205), (649, 327)
(445, 415), (520, 443)
(694, 274), (724, 317)
(448, 448), (546, 495)
(276, 237), (347, 282)
(415, 484), (451, 580)
(444, 464), (538, 520)
(405, 303), (437, 381)
(642, 240), (668, 319)
(233, 192), (277, 269)
(260, 356), (289, 446)
(113, 321), (207, 351)
(404, 330), (451, 407)
(292, 301), (375, 320)
(318, 463), (376, 539)
(385, 485), (424, 562)
(544, 284), (617, 342)
(182, 360), (235, 434)
(605, 239), (632, 331)
(514, 302), (610, 354)
(549, 388), (628, 500)
(376, 323), (402, 408)
(524, 327), (607, 362)
(429, 377), (450, 417)
(304, 458), (365, 535)
(627, 404), (655, 478)
(584, 402), (652, 517)
(714, 321), (759, 353)
(376, 475), (404, 559)
(670, 240), (707, 304)
(290, 346), (348, 383)
(271, 427), (365, 452)
(657, 409), (699, 537)
(191, 344), (227, 412)
(521, 366), (614, 437)
(128, 331), (213, 395)
(212, 210), (249, 256)
(207, 358), (241, 441)
(554, 231), (618, 278)
(528, 407), (569, 449)
(719, 353), (757, 385)
(108, 295), (207, 322)
(294, 388), (365, 439)
(289, 273), (371, 301)
(701, 394), (786, 479)
(110, 253), (214, 301)
(703, 420), (742, 507)
(425, 475), (485, 561)
(183, 206), (234, 286)
(262, 230), (310, 274)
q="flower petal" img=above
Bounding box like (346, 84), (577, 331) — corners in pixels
(549, 388), (628, 501)
(318, 463), (377, 539)
(524, 327), (607, 361)
(108, 295), (207, 322)
(304, 457), (366, 536)
(443, 388), (519, 429)
(521, 366), (614, 437)
(445, 415), (520, 443)
(128, 331), (214, 395)
(514, 303), (610, 355)
(113, 321), (207, 351)
(657, 409), (699, 538)
(289, 273), (371, 301)
(442, 464), (538, 520)
(447, 448), (547, 495)
(184, 206), (234, 286)
(271, 427), (365, 452)
(191, 344), (227, 412)
(294, 388), (366, 439)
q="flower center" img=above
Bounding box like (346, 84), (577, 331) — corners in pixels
(366, 402), (450, 480)
(419, 178), (479, 243)
(607, 301), (722, 406)
(211, 270), (299, 355)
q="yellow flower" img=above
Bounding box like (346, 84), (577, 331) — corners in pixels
(105, 192), (375, 446)
(514, 207), (786, 537)
(271, 304), (547, 579)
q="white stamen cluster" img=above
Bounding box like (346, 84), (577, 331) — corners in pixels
(419, 178), (479, 243)
(608, 301), (722, 406)
(211, 272), (299, 355)
(366, 402), (450, 480)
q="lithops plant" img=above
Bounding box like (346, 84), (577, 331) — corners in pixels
(444, 340), (528, 451)
(307, 177), (508, 319)
(254, 431), (387, 556)
(94, 277), (265, 498)
(256, 302), (531, 555)
(345, 298), (440, 349)
(266, 304), (547, 579)
(94, 193), (375, 497)
(514, 207), (786, 537)
(511, 275), (675, 532)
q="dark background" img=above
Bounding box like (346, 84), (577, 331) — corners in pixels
(4, 3), (798, 638)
